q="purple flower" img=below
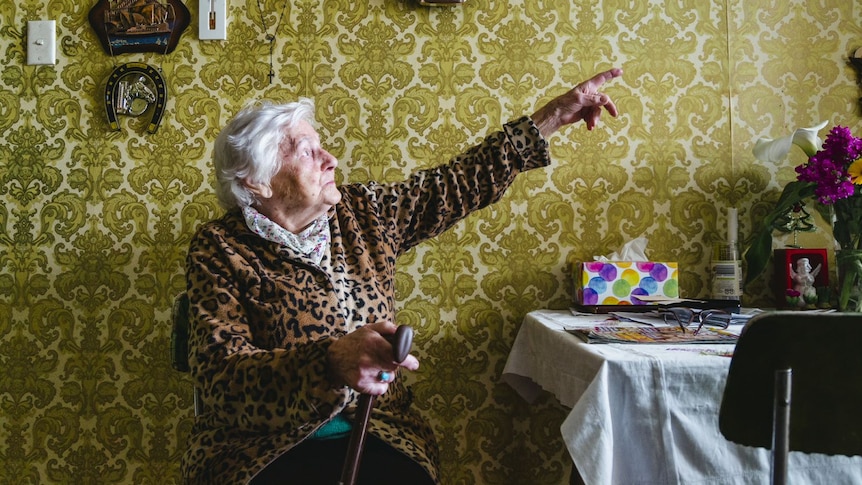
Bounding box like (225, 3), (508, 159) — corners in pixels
(796, 126), (862, 204)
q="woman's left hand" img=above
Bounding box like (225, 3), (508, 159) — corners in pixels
(327, 321), (419, 395)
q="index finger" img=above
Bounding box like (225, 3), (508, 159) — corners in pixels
(581, 67), (623, 90)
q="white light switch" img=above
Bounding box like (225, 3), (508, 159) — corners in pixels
(199, 0), (227, 40)
(27, 20), (56, 65)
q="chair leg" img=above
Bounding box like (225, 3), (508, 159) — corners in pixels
(771, 368), (791, 485)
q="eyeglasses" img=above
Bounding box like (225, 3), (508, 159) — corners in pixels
(660, 308), (731, 335)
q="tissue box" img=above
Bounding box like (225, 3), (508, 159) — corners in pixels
(574, 261), (680, 306)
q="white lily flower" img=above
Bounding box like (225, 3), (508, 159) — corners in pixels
(753, 121), (828, 162)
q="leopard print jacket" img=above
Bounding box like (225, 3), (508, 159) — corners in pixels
(181, 116), (550, 484)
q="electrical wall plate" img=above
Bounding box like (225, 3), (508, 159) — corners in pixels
(199, 0), (227, 40)
(419, 0), (465, 6)
(27, 20), (56, 65)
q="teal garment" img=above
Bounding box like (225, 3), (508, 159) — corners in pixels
(310, 414), (352, 440)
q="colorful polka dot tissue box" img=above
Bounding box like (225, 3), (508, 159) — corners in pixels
(575, 261), (680, 306)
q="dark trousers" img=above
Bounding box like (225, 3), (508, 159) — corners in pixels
(250, 434), (434, 485)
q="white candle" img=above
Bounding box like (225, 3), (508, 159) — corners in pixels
(727, 208), (738, 244)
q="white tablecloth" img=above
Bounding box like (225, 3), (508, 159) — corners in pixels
(503, 309), (862, 485)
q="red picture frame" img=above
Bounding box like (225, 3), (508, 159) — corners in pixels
(773, 248), (829, 308)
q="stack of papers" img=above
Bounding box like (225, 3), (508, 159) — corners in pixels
(567, 325), (739, 344)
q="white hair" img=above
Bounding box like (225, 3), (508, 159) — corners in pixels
(213, 98), (316, 209)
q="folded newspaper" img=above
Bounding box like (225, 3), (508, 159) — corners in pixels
(567, 325), (738, 344)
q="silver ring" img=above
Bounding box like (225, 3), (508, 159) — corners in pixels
(377, 371), (391, 382)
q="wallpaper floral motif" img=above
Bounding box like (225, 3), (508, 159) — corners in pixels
(1, 0), (860, 483)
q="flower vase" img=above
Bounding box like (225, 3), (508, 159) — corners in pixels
(836, 249), (862, 312)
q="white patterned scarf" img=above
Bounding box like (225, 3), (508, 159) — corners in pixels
(242, 206), (330, 265)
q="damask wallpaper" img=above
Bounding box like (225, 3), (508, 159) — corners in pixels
(1, 0), (860, 483)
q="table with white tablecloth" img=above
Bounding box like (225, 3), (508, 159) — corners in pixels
(502, 309), (862, 485)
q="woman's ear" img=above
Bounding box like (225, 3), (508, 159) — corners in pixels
(243, 179), (273, 200)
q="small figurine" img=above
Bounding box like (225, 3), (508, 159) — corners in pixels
(788, 257), (821, 308)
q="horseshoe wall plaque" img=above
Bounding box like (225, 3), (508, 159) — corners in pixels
(104, 62), (167, 134)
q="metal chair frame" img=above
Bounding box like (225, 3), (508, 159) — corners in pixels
(170, 292), (202, 415)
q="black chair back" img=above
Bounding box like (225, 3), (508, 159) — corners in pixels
(719, 311), (862, 483)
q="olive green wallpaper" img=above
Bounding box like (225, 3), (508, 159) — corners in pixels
(1, 0), (860, 483)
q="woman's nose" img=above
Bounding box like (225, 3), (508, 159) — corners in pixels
(321, 149), (338, 169)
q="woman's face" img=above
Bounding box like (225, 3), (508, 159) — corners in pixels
(264, 120), (341, 223)
(247, 121), (341, 233)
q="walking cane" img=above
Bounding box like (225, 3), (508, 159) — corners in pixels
(338, 325), (414, 485)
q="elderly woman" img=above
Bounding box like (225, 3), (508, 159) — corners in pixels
(182, 68), (622, 484)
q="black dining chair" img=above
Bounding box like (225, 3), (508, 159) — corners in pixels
(718, 311), (862, 485)
(170, 291), (203, 415)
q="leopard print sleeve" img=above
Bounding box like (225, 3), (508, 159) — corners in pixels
(185, 218), (351, 435)
(343, 115), (550, 255)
